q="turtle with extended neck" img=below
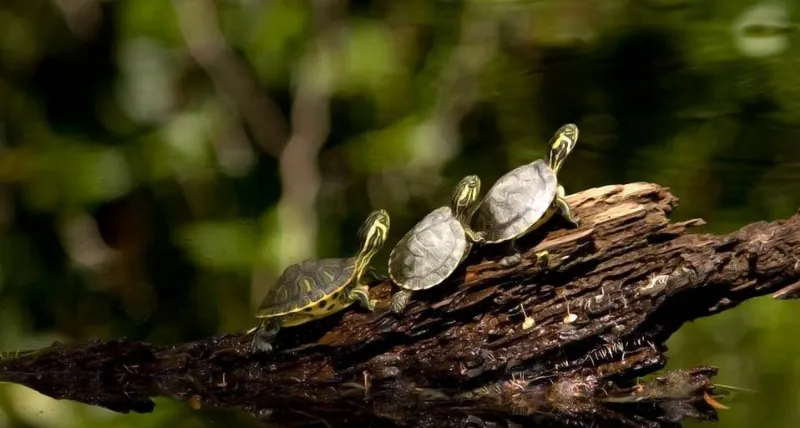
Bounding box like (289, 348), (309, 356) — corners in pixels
(471, 123), (581, 267)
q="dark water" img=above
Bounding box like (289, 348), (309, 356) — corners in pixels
(0, 0), (798, 427)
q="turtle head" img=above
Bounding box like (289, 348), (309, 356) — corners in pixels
(545, 123), (579, 174)
(355, 209), (390, 271)
(451, 174), (481, 221)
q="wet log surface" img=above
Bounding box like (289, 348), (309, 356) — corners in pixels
(1, 182), (799, 428)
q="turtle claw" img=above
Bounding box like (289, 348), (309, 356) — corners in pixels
(499, 240), (523, 267)
(250, 321), (279, 354)
(390, 290), (413, 314)
(251, 332), (274, 354)
(555, 186), (579, 227)
(349, 285), (376, 311)
(499, 249), (550, 269)
(499, 253), (523, 267)
(252, 341), (274, 354)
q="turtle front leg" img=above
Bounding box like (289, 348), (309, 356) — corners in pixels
(464, 227), (487, 244)
(555, 185), (579, 226)
(251, 319), (281, 354)
(363, 266), (389, 285)
(390, 289), (414, 313)
(499, 244), (550, 269)
(348, 284), (377, 311)
(499, 239), (523, 267)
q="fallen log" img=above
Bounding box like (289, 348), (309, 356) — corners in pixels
(1, 182), (798, 428)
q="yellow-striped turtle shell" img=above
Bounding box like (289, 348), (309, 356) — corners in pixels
(255, 257), (361, 326)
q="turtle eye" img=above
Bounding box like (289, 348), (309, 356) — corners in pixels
(470, 176), (481, 195)
(562, 124), (578, 143)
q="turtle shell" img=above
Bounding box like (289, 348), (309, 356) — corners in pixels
(256, 257), (356, 319)
(389, 206), (468, 291)
(471, 159), (557, 243)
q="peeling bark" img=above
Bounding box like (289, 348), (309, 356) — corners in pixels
(1, 183), (798, 428)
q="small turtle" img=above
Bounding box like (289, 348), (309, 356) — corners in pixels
(250, 209), (390, 353)
(388, 175), (485, 313)
(472, 123), (580, 267)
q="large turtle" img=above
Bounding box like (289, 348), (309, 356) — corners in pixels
(250, 209), (390, 353)
(471, 123), (580, 267)
(388, 175), (485, 313)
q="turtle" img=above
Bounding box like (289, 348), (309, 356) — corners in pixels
(250, 209), (390, 353)
(471, 123), (580, 267)
(388, 175), (485, 313)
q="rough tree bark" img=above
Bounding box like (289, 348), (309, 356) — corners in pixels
(1, 182), (798, 428)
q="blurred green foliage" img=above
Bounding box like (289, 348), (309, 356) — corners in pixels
(0, 0), (798, 427)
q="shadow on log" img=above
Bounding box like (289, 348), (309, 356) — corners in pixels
(1, 183), (798, 427)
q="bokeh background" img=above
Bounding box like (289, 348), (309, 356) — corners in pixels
(0, 0), (799, 427)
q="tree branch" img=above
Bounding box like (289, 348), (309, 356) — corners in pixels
(172, 0), (289, 158)
(272, 0), (344, 273)
(1, 182), (798, 427)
